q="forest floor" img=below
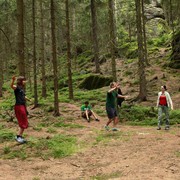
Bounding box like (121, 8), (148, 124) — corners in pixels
(0, 102), (180, 180)
(0, 48), (180, 180)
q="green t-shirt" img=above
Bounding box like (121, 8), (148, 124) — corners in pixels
(106, 91), (117, 108)
(81, 104), (92, 111)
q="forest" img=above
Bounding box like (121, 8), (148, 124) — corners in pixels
(0, 0), (180, 179)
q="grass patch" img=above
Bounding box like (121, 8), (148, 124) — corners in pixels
(54, 122), (84, 129)
(47, 127), (57, 133)
(0, 130), (14, 143)
(33, 126), (43, 131)
(91, 171), (122, 180)
(94, 131), (131, 145)
(2, 146), (28, 160)
(2, 134), (78, 160)
(32, 134), (78, 159)
(175, 151), (180, 158)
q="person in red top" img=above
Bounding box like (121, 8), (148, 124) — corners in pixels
(156, 85), (173, 130)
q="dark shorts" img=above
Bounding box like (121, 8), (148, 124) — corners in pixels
(14, 105), (28, 129)
(106, 107), (117, 119)
(82, 110), (92, 118)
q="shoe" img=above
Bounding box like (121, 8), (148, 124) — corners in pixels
(165, 126), (170, 130)
(104, 125), (110, 131)
(15, 136), (26, 144)
(112, 128), (118, 131)
(95, 119), (100, 122)
(157, 127), (161, 130)
(87, 118), (90, 123)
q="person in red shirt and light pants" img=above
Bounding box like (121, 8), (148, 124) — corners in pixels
(156, 85), (173, 130)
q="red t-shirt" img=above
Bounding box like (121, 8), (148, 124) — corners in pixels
(159, 95), (167, 106)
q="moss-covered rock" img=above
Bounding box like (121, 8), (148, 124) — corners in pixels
(78, 74), (113, 90)
(170, 31), (180, 69)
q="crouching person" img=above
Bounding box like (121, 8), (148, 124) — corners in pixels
(81, 101), (99, 122)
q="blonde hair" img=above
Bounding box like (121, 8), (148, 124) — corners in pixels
(110, 82), (116, 88)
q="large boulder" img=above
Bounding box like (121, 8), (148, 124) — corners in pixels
(78, 74), (113, 90)
(170, 31), (180, 69)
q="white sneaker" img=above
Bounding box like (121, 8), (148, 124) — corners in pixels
(15, 136), (26, 144)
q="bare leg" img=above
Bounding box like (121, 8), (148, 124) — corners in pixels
(91, 110), (99, 121)
(85, 110), (90, 121)
(18, 127), (24, 137)
(106, 118), (113, 126)
(113, 116), (119, 127)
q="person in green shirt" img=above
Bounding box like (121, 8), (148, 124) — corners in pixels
(81, 101), (99, 122)
(105, 82), (128, 131)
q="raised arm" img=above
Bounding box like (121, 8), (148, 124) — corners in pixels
(108, 85), (117, 93)
(11, 76), (17, 90)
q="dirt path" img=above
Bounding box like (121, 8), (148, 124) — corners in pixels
(0, 104), (180, 180)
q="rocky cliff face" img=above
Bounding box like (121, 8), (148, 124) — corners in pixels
(144, 0), (164, 21)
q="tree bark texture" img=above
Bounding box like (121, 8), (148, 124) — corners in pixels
(16, 0), (25, 76)
(135, 0), (147, 101)
(90, 0), (100, 73)
(65, 0), (74, 100)
(32, 0), (38, 107)
(50, 0), (60, 116)
(40, 0), (47, 98)
(108, 0), (117, 81)
(0, 33), (3, 97)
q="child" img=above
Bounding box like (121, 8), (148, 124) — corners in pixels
(81, 101), (99, 122)
(11, 76), (30, 143)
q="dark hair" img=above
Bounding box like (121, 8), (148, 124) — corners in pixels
(163, 85), (167, 90)
(84, 101), (89, 105)
(17, 76), (26, 86)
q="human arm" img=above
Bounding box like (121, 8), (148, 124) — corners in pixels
(167, 92), (174, 110)
(117, 94), (128, 99)
(108, 87), (117, 93)
(25, 96), (31, 102)
(156, 92), (160, 107)
(11, 76), (17, 90)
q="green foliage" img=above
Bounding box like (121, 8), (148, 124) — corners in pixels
(120, 105), (180, 126)
(118, 41), (138, 59)
(147, 33), (172, 47)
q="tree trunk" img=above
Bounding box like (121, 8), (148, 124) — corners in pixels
(108, 0), (117, 81)
(50, 0), (60, 116)
(65, 0), (74, 100)
(40, 0), (47, 98)
(135, 0), (147, 101)
(141, 0), (148, 65)
(16, 0), (25, 76)
(90, 0), (100, 73)
(32, 0), (38, 107)
(169, 0), (174, 34)
(0, 33), (3, 97)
